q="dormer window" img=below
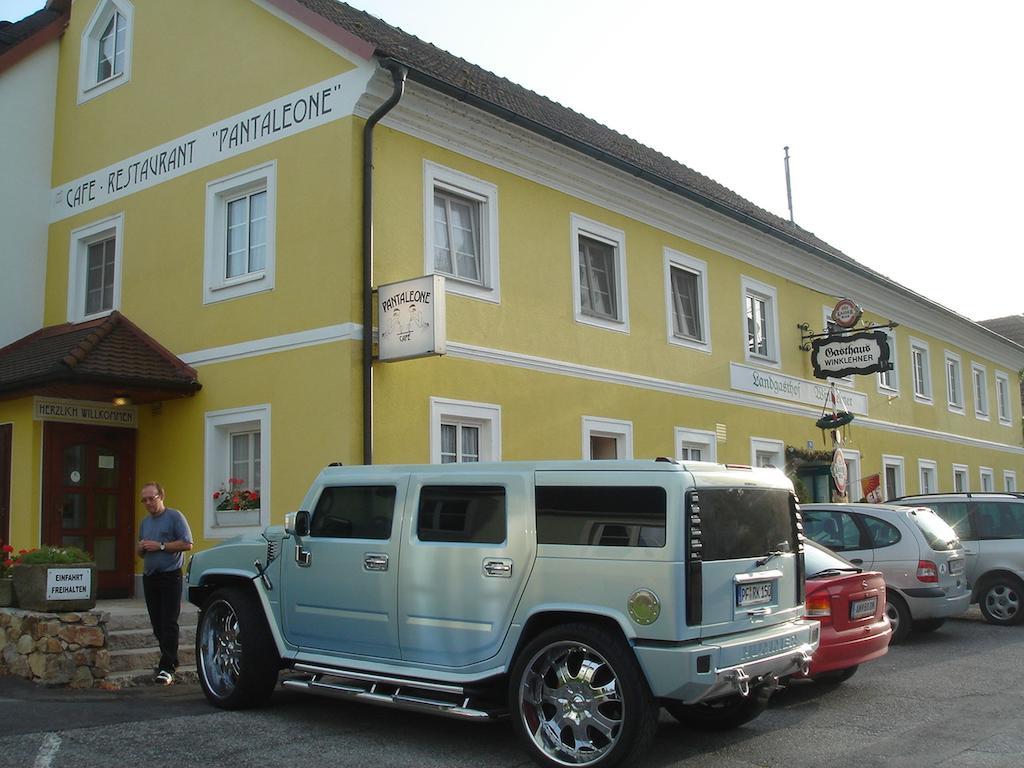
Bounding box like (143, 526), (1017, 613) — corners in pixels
(78, 0), (134, 104)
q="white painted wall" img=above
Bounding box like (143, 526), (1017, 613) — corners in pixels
(0, 39), (58, 347)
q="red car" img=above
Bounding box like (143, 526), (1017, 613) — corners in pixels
(798, 539), (891, 682)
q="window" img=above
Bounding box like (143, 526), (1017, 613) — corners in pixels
(536, 486), (666, 547)
(571, 215), (628, 332)
(664, 249), (710, 351)
(945, 352), (964, 413)
(750, 437), (784, 469)
(980, 467), (995, 492)
(972, 363), (989, 419)
(929, 501), (973, 539)
(203, 405), (271, 537)
(1005, 471), (1018, 493)
(877, 328), (899, 393)
(802, 509), (864, 552)
(78, 0), (133, 103)
(995, 371), (1012, 425)
(741, 277), (779, 365)
(583, 416), (633, 460)
(311, 486), (396, 539)
(910, 338), (932, 402)
(424, 162), (499, 302)
(882, 455), (905, 500)
(953, 464), (969, 493)
(204, 162), (276, 304)
(860, 515), (902, 548)
(844, 449), (862, 502)
(67, 214), (123, 322)
(417, 485), (506, 544)
(975, 502), (1024, 539)
(674, 427), (716, 463)
(919, 459), (938, 495)
(430, 398), (500, 464)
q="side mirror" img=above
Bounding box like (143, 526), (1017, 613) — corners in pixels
(285, 510), (310, 537)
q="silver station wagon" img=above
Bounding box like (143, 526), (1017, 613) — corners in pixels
(187, 460), (819, 768)
(801, 502), (969, 642)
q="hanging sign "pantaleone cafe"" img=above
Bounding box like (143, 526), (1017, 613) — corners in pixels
(811, 330), (892, 380)
(730, 364), (868, 415)
(33, 397), (138, 428)
(377, 275), (447, 362)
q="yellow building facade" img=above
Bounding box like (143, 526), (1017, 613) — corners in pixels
(1, 0), (1021, 596)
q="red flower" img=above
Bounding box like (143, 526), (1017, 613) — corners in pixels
(1, 544), (12, 554)
(2, 559), (12, 568)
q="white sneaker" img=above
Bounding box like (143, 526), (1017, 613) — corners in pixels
(154, 670), (174, 686)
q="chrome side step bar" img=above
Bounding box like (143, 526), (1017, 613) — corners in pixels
(281, 663), (505, 721)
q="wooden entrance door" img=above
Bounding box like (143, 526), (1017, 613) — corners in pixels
(43, 422), (136, 598)
(0, 424), (10, 543)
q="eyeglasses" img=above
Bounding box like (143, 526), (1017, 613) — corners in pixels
(140, 496), (159, 503)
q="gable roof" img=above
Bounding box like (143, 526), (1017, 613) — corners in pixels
(978, 315), (1024, 346)
(0, 1), (70, 74)
(0, 311), (201, 404)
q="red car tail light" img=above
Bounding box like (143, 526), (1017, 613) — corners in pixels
(805, 593), (832, 618)
(916, 560), (939, 583)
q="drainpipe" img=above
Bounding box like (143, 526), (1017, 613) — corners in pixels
(362, 59), (408, 465)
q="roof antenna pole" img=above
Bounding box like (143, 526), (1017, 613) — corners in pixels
(783, 145), (794, 223)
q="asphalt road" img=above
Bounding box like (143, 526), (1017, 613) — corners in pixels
(2, 607), (1022, 768)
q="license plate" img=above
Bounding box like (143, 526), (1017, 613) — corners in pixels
(737, 581), (773, 607)
(949, 559), (964, 575)
(850, 596), (878, 620)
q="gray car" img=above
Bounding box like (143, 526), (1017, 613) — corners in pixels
(893, 493), (1024, 626)
(801, 503), (970, 643)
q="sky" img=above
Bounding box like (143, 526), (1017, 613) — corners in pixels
(5, 0), (1021, 322)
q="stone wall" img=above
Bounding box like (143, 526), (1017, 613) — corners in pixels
(0, 607), (111, 688)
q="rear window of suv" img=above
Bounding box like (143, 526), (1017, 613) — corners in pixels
(698, 487), (795, 560)
(905, 507), (960, 551)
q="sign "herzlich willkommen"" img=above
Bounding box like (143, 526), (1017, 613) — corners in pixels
(811, 330), (892, 379)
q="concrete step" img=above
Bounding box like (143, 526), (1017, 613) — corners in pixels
(106, 664), (199, 688)
(109, 644), (197, 673)
(106, 606), (198, 632)
(107, 625), (196, 651)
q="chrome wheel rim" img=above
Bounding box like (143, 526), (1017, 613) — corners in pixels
(984, 583), (1020, 623)
(518, 641), (624, 765)
(199, 598), (242, 698)
(885, 600), (901, 636)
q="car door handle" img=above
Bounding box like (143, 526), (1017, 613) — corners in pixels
(295, 544), (312, 567)
(364, 553), (389, 572)
(483, 558), (513, 578)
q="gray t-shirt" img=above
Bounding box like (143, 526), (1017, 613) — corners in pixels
(138, 507), (193, 575)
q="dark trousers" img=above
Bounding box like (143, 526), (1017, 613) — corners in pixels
(143, 570), (182, 673)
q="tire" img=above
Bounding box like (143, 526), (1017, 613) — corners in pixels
(663, 682), (772, 731)
(911, 618), (946, 633)
(810, 665), (859, 684)
(509, 622), (657, 768)
(978, 575), (1024, 626)
(197, 587), (280, 709)
(885, 591), (912, 644)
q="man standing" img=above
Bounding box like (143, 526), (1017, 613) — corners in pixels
(138, 482), (193, 686)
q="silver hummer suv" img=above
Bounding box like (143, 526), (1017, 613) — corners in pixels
(187, 459), (819, 768)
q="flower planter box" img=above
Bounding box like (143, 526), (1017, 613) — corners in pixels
(11, 563), (97, 612)
(0, 577), (13, 607)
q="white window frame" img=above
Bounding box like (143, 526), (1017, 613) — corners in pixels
(918, 459), (938, 495)
(429, 397), (501, 464)
(571, 214), (629, 333)
(953, 463), (970, 493)
(741, 276), (780, 367)
(77, 0), (134, 104)
(204, 162), (277, 304)
(423, 161), (500, 303)
(663, 248), (711, 352)
(67, 213), (124, 323)
(944, 351), (965, 414)
(843, 448), (861, 501)
(995, 370), (1013, 425)
(750, 437), (785, 469)
(882, 455), (905, 500)
(1005, 470), (1018, 493)
(674, 427), (716, 463)
(971, 362), (990, 420)
(203, 404), (271, 539)
(980, 467), (995, 492)
(876, 327), (899, 394)
(909, 337), (932, 403)
(582, 416), (633, 460)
